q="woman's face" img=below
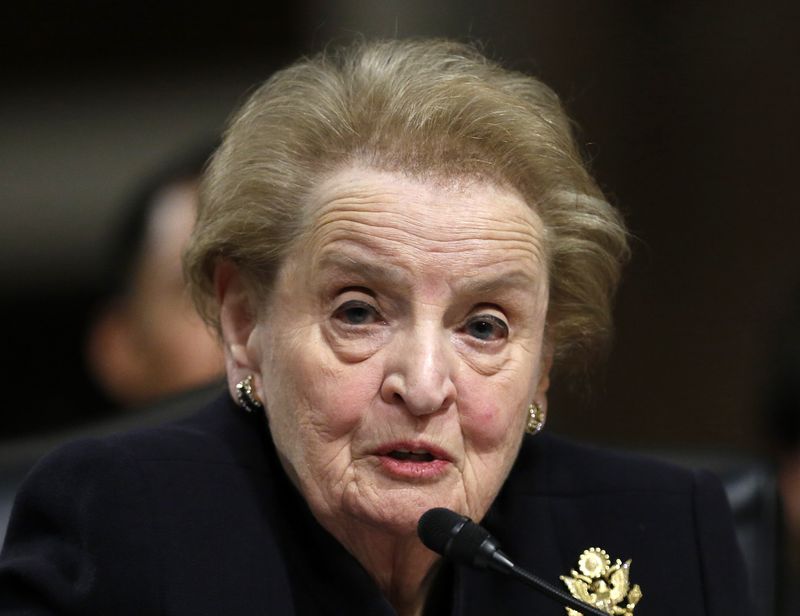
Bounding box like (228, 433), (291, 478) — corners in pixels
(241, 166), (551, 536)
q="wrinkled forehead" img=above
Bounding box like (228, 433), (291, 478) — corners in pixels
(287, 165), (549, 287)
(302, 164), (545, 238)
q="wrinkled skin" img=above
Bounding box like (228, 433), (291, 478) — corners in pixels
(219, 166), (552, 614)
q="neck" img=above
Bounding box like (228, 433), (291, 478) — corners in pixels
(322, 518), (442, 616)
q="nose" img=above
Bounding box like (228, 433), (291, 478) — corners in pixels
(380, 326), (457, 416)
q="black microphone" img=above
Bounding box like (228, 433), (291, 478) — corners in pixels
(418, 507), (609, 616)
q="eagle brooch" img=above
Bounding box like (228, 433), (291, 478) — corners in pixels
(560, 547), (642, 615)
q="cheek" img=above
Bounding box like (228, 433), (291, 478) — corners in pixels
(457, 373), (529, 452)
(462, 400), (524, 450)
(269, 339), (383, 442)
(310, 375), (377, 440)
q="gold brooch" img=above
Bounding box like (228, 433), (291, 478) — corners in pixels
(560, 547), (642, 615)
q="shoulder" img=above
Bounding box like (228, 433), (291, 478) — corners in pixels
(72, 391), (269, 467)
(514, 432), (701, 495)
(499, 432), (727, 541)
(0, 424), (163, 612)
(515, 434), (740, 537)
(492, 434), (754, 615)
(11, 391), (276, 545)
(0, 393), (290, 614)
(2, 394), (251, 536)
(8, 390), (275, 484)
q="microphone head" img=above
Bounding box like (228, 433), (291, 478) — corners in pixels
(418, 507), (497, 570)
(417, 507), (466, 555)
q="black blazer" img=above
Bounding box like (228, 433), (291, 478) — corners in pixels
(0, 393), (753, 615)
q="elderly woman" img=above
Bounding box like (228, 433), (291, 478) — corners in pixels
(1, 40), (751, 615)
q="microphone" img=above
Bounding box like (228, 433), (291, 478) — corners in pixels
(418, 508), (608, 616)
(417, 507), (515, 573)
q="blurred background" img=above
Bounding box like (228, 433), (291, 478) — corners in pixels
(2, 0), (799, 456)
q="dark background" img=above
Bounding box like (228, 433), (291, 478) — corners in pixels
(2, 1), (799, 454)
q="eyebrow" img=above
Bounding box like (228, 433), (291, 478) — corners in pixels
(454, 270), (540, 297)
(316, 252), (539, 297)
(316, 253), (410, 288)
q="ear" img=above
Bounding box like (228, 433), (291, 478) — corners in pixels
(85, 302), (147, 404)
(534, 342), (555, 414)
(215, 260), (262, 399)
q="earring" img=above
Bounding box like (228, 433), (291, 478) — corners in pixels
(526, 402), (545, 435)
(236, 375), (264, 413)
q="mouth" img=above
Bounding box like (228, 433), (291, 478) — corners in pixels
(372, 442), (452, 480)
(375, 442), (451, 462)
(386, 449), (437, 463)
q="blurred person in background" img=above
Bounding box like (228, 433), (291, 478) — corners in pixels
(765, 286), (800, 613)
(0, 144), (226, 546)
(85, 143), (225, 408)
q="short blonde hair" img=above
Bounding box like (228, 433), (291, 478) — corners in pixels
(184, 38), (629, 372)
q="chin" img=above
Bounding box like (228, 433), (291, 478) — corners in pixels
(343, 484), (467, 538)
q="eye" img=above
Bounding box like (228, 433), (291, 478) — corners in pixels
(333, 300), (383, 326)
(464, 314), (509, 341)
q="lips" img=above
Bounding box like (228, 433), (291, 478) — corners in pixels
(375, 442), (452, 463)
(372, 442), (453, 480)
(388, 450), (435, 462)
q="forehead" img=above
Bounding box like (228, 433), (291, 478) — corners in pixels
(297, 166), (548, 273)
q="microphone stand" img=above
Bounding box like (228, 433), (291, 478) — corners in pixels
(486, 549), (610, 616)
(418, 508), (610, 616)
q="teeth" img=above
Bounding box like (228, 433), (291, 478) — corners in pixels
(388, 450), (436, 462)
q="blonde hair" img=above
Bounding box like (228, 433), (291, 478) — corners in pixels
(184, 38), (629, 372)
